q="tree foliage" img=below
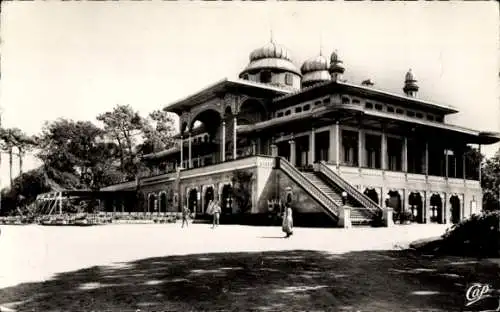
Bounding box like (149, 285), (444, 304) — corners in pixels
(0, 127), (36, 186)
(482, 149), (500, 211)
(96, 104), (145, 178)
(0, 105), (176, 215)
(140, 110), (176, 155)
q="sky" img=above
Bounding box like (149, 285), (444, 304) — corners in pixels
(0, 2), (499, 188)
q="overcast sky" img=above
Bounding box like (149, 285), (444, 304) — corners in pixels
(1, 2), (499, 188)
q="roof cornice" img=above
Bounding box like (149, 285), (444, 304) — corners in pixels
(273, 80), (459, 115)
(163, 78), (291, 114)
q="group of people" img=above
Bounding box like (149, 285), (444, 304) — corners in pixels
(181, 199), (221, 229)
(181, 198), (294, 238)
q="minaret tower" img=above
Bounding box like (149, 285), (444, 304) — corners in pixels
(329, 50), (345, 82)
(403, 69), (419, 97)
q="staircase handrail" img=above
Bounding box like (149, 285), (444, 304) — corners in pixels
(318, 161), (382, 215)
(276, 157), (339, 219)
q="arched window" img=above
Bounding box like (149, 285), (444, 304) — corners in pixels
(148, 193), (156, 213)
(260, 71), (272, 83)
(285, 73), (293, 86)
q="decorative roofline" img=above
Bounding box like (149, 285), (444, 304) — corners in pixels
(163, 78), (291, 114)
(272, 80), (458, 114)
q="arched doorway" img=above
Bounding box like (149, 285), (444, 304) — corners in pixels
(221, 184), (233, 215)
(159, 192), (167, 214)
(363, 188), (379, 205)
(188, 188), (199, 213)
(387, 191), (402, 223)
(450, 195), (461, 224)
(238, 99), (266, 125)
(408, 192), (423, 223)
(148, 193), (156, 213)
(430, 194), (443, 224)
(204, 186), (215, 214)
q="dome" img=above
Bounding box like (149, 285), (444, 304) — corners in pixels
(300, 55), (329, 74)
(249, 41), (293, 62)
(302, 71), (331, 88)
(405, 69), (416, 83)
(301, 54), (330, 87)
(240, 40), (301, 77)
(330, 51), (340, 63)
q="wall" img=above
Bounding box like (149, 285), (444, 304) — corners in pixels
(245, 71), (301, 90)
(256, 168), (325, 215)
(140, 156), (270, 215)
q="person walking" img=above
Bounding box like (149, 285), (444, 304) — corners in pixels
(181, 205), (190, 228)
(212, 200), (221, 229)
(282, 202), (294, 238)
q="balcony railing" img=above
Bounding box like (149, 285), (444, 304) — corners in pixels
(141, 155), (276, 182)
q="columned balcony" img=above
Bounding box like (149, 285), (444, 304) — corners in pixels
(328, 164), (480, 190)
(140, 155), (275, 187)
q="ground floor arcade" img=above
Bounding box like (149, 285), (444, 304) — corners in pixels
(104, 181), (473, 227)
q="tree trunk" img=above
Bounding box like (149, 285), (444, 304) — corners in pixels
(9, 147), (13, 188)
(18, 148), (23, 177)
(116, 135), (125, 172)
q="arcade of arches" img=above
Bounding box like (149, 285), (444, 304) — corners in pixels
(143, 183), (235, 216)
(362, 187), (464, 225)
(105, 181), (467, 226)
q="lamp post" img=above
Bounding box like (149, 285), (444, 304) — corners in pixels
(341, 191), (347, 206)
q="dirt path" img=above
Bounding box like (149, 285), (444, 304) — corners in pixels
(2, 223), (489, 311)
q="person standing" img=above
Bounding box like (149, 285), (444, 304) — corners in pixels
(181, 205), (190, 228)
(212, 200), (221, 229)
(282, 203), (294, 238)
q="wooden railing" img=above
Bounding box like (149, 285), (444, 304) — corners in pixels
(318, 161), (382, 216)
(276, 157), (339, 221)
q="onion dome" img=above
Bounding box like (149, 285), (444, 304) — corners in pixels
(301, 55), (330, 87)
(329, 50), (345, 77)
(239, 41), (301, 77)
(249, 41), (293, 62)
(403, 69), (419, 96)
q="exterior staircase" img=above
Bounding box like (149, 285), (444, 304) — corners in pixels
(276, 157), (340, 224)
(276, 157), (383, 226)
(316, 161), (384, 223)
(301, 171), (373, 226)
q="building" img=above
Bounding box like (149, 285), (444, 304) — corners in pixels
(101, 39), (500, 227)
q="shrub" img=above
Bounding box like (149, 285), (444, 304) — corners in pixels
(440, 211), (500, 257)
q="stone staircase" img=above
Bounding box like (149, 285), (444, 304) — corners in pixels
(301, 171), (373, 226)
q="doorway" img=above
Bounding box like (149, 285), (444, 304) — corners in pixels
(204, 186), (215, 214)
(221, 184), (233, 215)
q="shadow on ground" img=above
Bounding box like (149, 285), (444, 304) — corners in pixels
(1, 249), (500, 311)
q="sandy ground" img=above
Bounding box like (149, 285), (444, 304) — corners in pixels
(0, 223), (450, 290)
